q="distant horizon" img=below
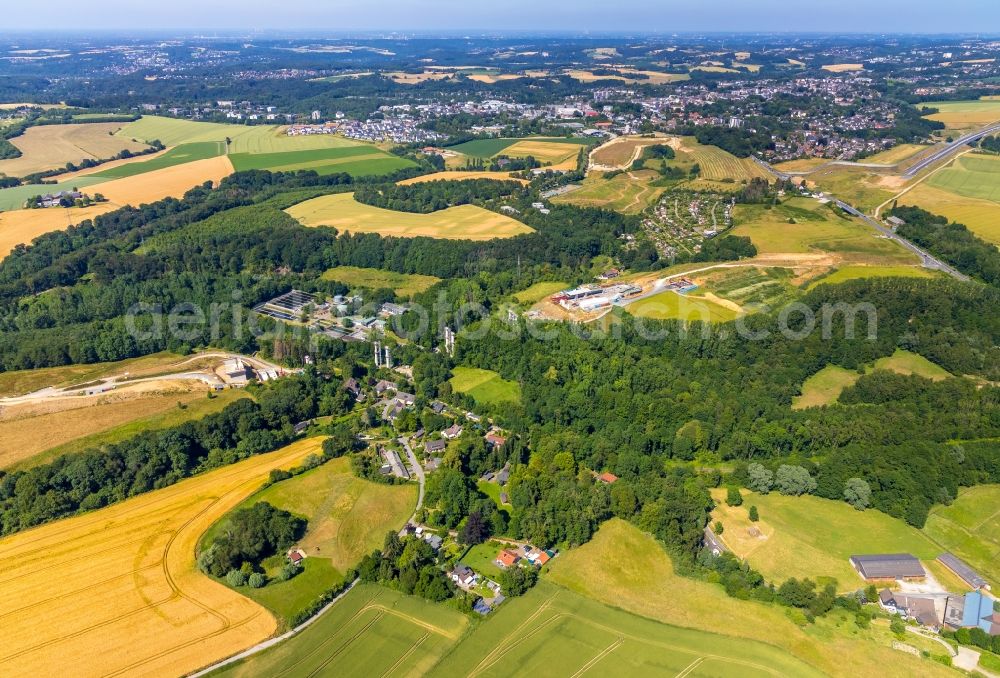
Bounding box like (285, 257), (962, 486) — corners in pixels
(1, 0), (999, 34)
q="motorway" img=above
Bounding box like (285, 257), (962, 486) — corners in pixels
(902, 122), (1000, 177)
(833, 199), (968, 281)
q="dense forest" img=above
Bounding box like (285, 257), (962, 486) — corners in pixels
(453, 277), (1000, 530)
(891, 205), (1000, 287)
(0, 370), (355, 535)
(353, 178), (524, 213)
(0, 172), (657, 372)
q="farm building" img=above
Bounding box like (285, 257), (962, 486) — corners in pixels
(937, 553), (990, 591)
(849, 553), (925, 581)
(960, 591), (1000, 635)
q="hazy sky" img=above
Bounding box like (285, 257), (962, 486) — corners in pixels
(2, 0), (999, 34)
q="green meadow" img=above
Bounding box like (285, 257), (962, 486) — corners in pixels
(927, 154), (1000, 202)
(322, 266), (441, 296)
(229, 146), (415, 176)
(429, 581), (823, 678)
(711, 490), (942, 588)
(794, 349), (952, 409)
(924, 484), (1000, 590)
(449, 367), (521, 405)
(209, 584), (468, 678)
(90, 142), (224, 178)
(202, 452), (416, 624)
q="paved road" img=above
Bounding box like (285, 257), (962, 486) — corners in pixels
(398, 436), (426, 527)
(833, 200), (968, 280)
(902, 123), (1000, 178)
(188, 579), (360, 677)
(703, 525), (728, 555)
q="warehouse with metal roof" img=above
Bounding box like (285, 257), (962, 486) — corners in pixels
(937, 553), (990, 591)
(849, 553), (926, 581)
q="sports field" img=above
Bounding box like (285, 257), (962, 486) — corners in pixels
(0, 440), (318, 678)
(900, 182), (1000, 245)
(322, 266), (441, 296)
(924, 484), (1000, 590)
(921, 98), (1000, 130)
(627, 290), (741, 323)
(731, 198), (915, 264)
(209, 584), (469, 678)
(430, 580), (822, 678)
(0, 122), (150, 177)
(546, 519), (953, 678)
(203, 453), (416, 622)
(449, 367), (521, 405)
(711, 490), (941, 588)
(553, 170), (666, 213)
(793, 350), (952, 408)
(286, 192), (533, 240)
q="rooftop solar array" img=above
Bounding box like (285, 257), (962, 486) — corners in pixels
(938, 553), (988, 589)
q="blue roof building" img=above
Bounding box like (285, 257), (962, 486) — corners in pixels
(961, 591), (1000, 635)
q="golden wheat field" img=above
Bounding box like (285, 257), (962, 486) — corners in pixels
(0, 385), (212, 469)
(591, 135), (667, 167)
(286, 192), (533, 240)
(95, 155), (233, 205)
(0, 439), (318, 677)
(0, 155), (233, 257)
(0, 204), (114, 257)
(0, 123), (150, 177)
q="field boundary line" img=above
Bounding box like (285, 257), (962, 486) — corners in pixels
(379, 632), (429, 678)
(466, 593), (559, 676)
(568, 637), (624, 677)
(675, 656), (706, 678)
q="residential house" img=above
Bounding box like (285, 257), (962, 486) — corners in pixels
(450, 564), (477, 588)
(374, 379), (398, 395)
(394, 391), (416, 406)
(496, 463), (511, 486)
(442, 424), (463, 439)
(496, 549), (520, 569)
(286, 548), (306, 566)
(597, 472), (618, 484)
(425, 439), (447, 454)
(484, 431), (507, 448)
